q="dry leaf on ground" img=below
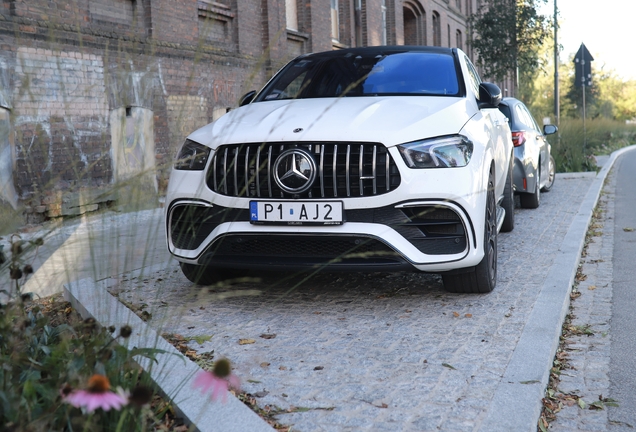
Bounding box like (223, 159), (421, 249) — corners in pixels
(260, 334), (276, 339)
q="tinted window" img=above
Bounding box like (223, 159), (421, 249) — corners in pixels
(464, 55), (481, 96)
(256, 52), (460, 101)
(520, 104), (541, 132)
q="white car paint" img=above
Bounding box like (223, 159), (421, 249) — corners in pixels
(165, 47), (513, 290)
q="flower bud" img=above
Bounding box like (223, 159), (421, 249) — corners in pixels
(129, 385), (153, 407)
(119, 325), (132, 338)
(213, 358), (232, 379)
(10, 267), (22, 280)
(11, 241), (23, 256)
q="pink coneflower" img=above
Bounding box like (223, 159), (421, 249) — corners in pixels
(193, 358), (240, 403)
(63, 374), (128, 412)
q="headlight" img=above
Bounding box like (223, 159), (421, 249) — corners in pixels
(174, 139), (211, 170)
(398, 135), (473, 168)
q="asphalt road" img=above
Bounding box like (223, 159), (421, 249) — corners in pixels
(608, 148), (636, 429)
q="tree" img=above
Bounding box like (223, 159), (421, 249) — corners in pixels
(469, 0), (551, 88)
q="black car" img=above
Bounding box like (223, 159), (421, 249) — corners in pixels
(498, 97), (557, 209)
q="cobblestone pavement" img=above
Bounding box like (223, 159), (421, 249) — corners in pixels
(548, 170), (615, 432)
(107, 174), (595, 431)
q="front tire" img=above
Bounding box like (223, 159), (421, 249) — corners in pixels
(179, 262), (239, 285)
(442, 170), (497, 294)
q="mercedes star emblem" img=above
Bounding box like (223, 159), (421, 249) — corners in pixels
(273, 148), (317, 194)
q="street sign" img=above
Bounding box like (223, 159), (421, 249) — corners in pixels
(574, 43), (593, 87)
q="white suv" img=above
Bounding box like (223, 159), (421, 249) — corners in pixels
(165, 46), (514, 293)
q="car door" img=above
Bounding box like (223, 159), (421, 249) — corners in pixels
(462, 54), (511, 197)
(520, 104), (547, 185)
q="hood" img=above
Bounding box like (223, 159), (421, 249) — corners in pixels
(188, 96), (477, 148)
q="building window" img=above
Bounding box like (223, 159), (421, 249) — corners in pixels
(456, 29), (462, 50)
(432, 11), (441, 46)
(355, 0), (363, 46)
(456, 0), (461, 11)
(90, 0), (135, 27)
(447, 24), (451, 47)
(403, 1), (426, 45)
(381, 0), (387, 45)
(331, 0), (339, 42)
(198, 1), (236, 51)
(286, 0), (298, 31)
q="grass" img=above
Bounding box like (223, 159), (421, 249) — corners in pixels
(553, 118), (636, 173)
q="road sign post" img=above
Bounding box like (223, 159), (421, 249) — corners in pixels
(574, 43), (593, 153)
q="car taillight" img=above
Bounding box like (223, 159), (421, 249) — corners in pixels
(511, 131), (526, 147)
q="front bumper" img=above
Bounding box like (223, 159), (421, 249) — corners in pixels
(165, 147), (489, 273)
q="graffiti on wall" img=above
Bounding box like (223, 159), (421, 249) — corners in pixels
(110, 106), (157, 194)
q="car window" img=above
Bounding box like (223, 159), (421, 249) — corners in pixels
(520, 104), (541, 133)
(463, 56), (481, 96)
(514, 104), (534, 130)
(256, 51), (461, 101)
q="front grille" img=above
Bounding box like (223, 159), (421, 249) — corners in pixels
(206, 142), (401, 199)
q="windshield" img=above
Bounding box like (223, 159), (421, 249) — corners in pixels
(255, 51), (461, 101)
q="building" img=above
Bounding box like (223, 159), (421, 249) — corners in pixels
(0, 0), (479, 222)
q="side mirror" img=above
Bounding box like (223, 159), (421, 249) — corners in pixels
(478, 83), (502, 109)
(543, 124), (558, 135)
(239, 90), (256, 107)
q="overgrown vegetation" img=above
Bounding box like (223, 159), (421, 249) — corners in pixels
(0, 236), (186, 431)
(470, 1), (636, 173)
(510, 28), (636, 172)
(470, 0), (551, 83)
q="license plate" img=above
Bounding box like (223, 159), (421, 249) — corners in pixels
(250, 201), (343, 225)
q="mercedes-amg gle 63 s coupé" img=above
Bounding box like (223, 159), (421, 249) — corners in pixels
(165, 46), (514, 293)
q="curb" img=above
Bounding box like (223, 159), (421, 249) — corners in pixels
(481, 145), (636, 431)
(64, 276), (275, 432)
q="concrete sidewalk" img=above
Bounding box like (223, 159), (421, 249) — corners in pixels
(482, 146), (635, 431)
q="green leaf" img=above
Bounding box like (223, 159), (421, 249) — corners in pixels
(589, 401), (605, 410)
(129, 347), (181, 364)
(184, 335), (213, 344)
(578, 398), (587, 409)
(294, 407), (312, 412)
(442, 363), (456, 370)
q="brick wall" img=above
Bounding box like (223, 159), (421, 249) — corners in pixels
(0, 0), (474, 219)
